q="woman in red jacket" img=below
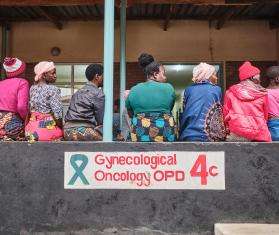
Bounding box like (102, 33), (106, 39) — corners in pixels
(223, 61), (271, 142)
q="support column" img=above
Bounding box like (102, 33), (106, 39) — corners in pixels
(120, 0), (126, 130)
(1, 24), (8, 79)
(103, 0), (115, 141)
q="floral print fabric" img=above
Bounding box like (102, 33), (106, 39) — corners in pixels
(25, 112), (63, 141)
(204, 102), (226, 141)
(29, 83), (63, 119)
(64, 126), (102, 141)
(0, 111), (24, 140)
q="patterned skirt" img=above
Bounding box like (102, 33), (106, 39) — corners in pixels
(0, 111), (24, 141)
(25, 112), (63, 142)
(130, 112), (176, 142)
(64, 126), (102, 141)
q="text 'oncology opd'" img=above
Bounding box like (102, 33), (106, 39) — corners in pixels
(64, 151), (225, 190)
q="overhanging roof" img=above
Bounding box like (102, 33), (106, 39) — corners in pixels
(0, 0), (278, 30)
(1, 0), (279, 6)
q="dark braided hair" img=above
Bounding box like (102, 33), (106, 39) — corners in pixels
(85, 64), (103, 81)
(138, 53), (161, 79)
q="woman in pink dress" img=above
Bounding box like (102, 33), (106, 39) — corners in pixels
(266, 66), (279, 141)
(0, 57), (29, 140)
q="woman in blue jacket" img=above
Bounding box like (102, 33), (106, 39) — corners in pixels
(179, 63), (226, 142)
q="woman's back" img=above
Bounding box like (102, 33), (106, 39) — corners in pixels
(268, 88), (279, 118)
(30, 83), (62, 119)
(179, 82), (224, 141)
(0, 57), (29, 141)
(183, 82), (221, 115)
(126, 53), (177, 142)
(126, 80), (175, 115)
(265, 66), (279, 141)
(0, 78), (29, 119)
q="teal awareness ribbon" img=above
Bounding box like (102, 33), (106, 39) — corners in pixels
(68, 154), (89, 185)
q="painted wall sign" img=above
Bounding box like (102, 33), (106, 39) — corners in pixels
(64, 151), (225, 190)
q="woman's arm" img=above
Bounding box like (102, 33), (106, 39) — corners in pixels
(50, 87), (63, 129)
(93, 91), (105, 126)
(263, 95), (269, 121)
(17, 80), (29, 120)
(223, 91), (232, 134)
(125, 94), (134, 118)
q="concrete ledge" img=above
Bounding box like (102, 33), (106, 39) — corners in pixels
(215, 223), (279, 235)
(20, 226), (206, 235)
(0, 142), (279, 235)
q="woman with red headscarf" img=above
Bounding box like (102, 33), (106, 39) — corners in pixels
(0, 57), (29, 140)
(223, 61), (271, 142)
(25, 61), (63, 141)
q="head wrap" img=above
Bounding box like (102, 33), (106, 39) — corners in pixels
(192, 62), (216, 83)
(34, 61), (55, 82)
(239, 61), (260, 81)
(3, 57), (26, 78)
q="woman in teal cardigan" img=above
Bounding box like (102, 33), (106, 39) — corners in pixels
(126, 53), (176, 142)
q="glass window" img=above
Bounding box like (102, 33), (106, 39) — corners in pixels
(55, 64), (89, 103)
(56, 65), (72, 84)
(74, 65), (88, 94)
(56, 65), (72, 103)
(74, 65), (88, 83)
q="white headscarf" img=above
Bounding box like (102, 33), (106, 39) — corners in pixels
(34, 61), (56, 81)
(192, 62), (215, 83)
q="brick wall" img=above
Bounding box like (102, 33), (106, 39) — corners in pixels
(113, 62), (145, 99)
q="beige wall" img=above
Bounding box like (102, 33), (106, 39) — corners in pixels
(10, 20), (278, 63)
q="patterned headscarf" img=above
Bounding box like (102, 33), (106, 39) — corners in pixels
(34, 61), (55, 82)
(3, 57), (26, 78)
(192, 62), (215, 83)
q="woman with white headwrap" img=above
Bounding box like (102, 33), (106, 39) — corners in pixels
(25, 61), (63, 141)
(179, 62), (226, 142)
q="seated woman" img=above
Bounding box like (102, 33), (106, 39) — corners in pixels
(179, 63), (226, 142)
(223, 61), (271, 142)
(126, 53), (176, 142)
(25, 61), (63, 141)
(266, 66), (279, 141)
(64, 64), (104, 141)
(0, 57), (29, 140)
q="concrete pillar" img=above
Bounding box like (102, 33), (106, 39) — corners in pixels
(119, 0), (127, 130)
(103, 0), (115, 141)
